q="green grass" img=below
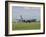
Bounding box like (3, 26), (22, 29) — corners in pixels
(12, 22), (40, 30)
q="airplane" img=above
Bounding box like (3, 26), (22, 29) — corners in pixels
(15, 15), (36, 23)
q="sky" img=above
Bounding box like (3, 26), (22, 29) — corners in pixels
(12, 6), (40, 21)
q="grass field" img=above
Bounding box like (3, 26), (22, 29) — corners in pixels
(12, 22), (40, 30)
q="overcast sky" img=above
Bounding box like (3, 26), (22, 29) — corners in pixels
(12, 6), (40, 21)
